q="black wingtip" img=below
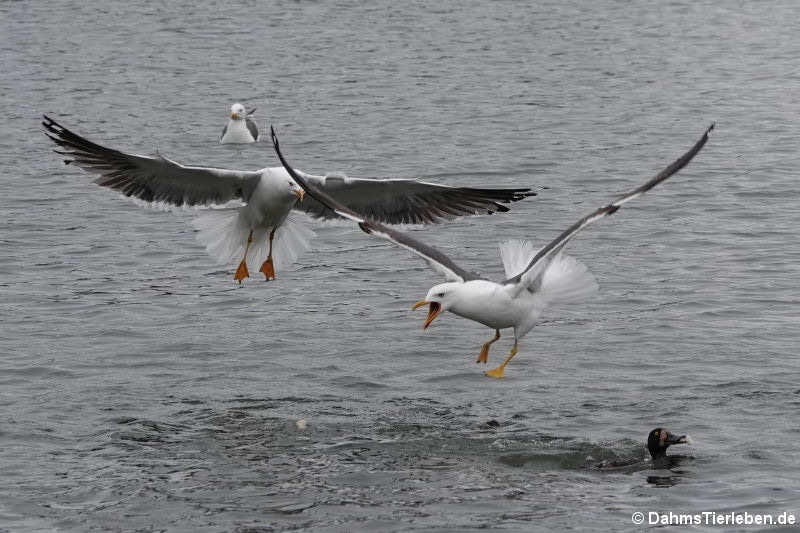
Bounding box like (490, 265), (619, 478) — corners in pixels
(508, 188), (537, 200)
(270, 125), (278, 147)
(42, 114), (61, 131)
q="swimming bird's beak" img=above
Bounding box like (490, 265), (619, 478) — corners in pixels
(412, 300), (441, 329)
(294, 188), (305, 202)
(230, 113), (237, 119)
(664, 432), (690, 446)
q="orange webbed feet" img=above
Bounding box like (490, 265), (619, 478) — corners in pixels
(259, 257), (275, 280)
(234, 260), (249, 282)
(483, 343), (517, 379)
(484, 366), (505, 379)
(476, 330), (500, 364)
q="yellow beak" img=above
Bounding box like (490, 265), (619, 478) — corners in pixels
(412, 300), (441, 330)
(294, 188), (305, 201)
(230, 113), (237, 119)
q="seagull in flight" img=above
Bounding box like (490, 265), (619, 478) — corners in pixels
(271, 124), (713, 377)
(43, 115), (534, 283)
(220, 103), (260, 144)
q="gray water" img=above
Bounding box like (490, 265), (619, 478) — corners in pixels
(2, 1), (799, 531)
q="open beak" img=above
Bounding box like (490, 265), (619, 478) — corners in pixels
(230, 112), (237, 119)
(294, 188), (305, 202)
(412, 300), (441, 329)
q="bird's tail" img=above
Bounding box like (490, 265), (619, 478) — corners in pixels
(499, 239), (598, 305)
(499, 239), (536, 279)
(191, 209), (316, 271)
(537, 253), (598, 305)
(250, 212), (316, 271)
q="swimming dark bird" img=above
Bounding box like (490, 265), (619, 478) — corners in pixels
(42, 115), (534, 283)
(587, 427), (692, 472)
(647, 427), (691, 462)
(220, 103), (260, 144)
(271, 124), (713, 376)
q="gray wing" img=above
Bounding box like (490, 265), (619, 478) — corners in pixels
(294, 173), (535, 225)
(506, 124), (715, 291)
(272, 127), (478, 283)
(44, 115), (262, 207)
(219, 123), (228, 141)
(245, 118), (260, 141)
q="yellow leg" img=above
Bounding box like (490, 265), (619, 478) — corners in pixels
(234, 230), (254, 283)
(485, 343), (518, 379)
(259, 228), (276, 280)
(476, 329), (501, 364)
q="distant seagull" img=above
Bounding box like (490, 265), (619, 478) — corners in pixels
(220, 103), (260, 144)
(43, 115), (535, 283)
(271, 124), (713, 377)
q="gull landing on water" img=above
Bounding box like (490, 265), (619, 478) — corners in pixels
(42, 115), (535, 284)
(220, 103), (260, 144)
(271, 124), (714, 377)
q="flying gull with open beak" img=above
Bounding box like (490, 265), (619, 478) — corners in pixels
(271, 124), (713, 377)
(220, 103), (260, 144)
(43, 115), (535, 283)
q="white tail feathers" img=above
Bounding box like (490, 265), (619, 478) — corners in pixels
(499, 239), (598, 305)
(191, 209), (315, 272)
(499, 239), (536, 279)
(261, 212), (316, 271)
(191, 208), (244, 265)
(538, 253), (598, 304)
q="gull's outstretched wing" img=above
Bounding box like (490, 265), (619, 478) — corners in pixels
(506, 124), (714, 292)
(295, 174), (535, 225)
(43, 115), (262, 207)
(272, 128), (478, 283)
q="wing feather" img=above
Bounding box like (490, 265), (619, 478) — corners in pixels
(245, 118), (260, 141)
(505, 124), (714, 291)
(271, 127), (477, 283)
(294, 173), (535, 225)
(43, 115), (262, 207)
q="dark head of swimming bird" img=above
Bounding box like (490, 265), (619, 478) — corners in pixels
(647, 428), (689, 460)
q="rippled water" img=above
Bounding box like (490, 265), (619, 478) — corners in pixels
(2, 1), (800, 531)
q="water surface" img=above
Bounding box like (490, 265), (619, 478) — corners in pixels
(2, 1), (799, 531)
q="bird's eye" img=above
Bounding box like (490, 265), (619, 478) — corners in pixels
(438, 292), (445, 298)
